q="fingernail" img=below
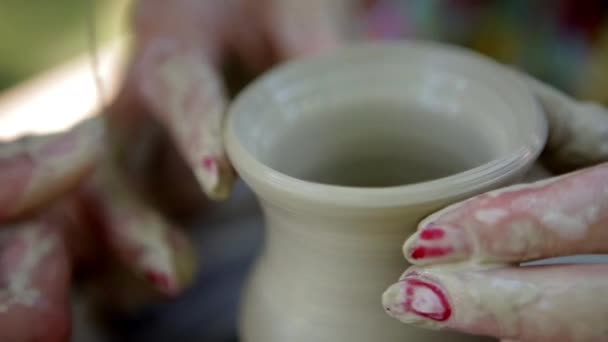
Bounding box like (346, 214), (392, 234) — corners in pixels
(419, 227), (445, 240)
(383, 276), (452, 325)
(145, 270), (178, 295)
(197, 156), (235, 201)
(410, 246), (454, 260)
(201, 156), (217, 173)
(403, 224), (472, 265)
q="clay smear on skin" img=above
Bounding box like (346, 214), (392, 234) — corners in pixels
(152, 52), (225, 194)
(0, 119), (102, 218)
(127, 218), (176, 293)
(0, 227), (56, 312)
(108, 203), (177, 294)
(484, 166), (608, 240)
(422, 165), (608, 242)
(0, 135), (64, 216)
(418, 175), (566, 228)
(0, 155), (33, 218)
(433, 271), (541, 337)
(387, 265), (608, 340)
(28, 132), (81, 185)
(473, 208), (509, 225)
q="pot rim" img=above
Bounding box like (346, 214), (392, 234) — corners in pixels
(224, 40), (548, 209)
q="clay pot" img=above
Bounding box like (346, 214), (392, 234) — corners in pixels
(225, 41), (547, 342)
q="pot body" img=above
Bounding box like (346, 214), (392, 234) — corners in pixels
(225, 42), (547, 342)
(240, 198), (501, 342)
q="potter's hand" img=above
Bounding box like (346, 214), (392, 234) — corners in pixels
(383, 82), (608, 342)
(0, 117), (197, 341)
(0, 1), (344, 340)
(112, 0), (344, 200)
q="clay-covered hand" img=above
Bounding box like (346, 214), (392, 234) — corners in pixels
(111, 0), (344, 199)
(383, 82), (608, 342)
(0, 116), (198, 341)
(0, 0), (344, 340)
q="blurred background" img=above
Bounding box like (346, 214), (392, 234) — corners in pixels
(0, 1), (607, 341)
(1, 0), (607, 102)
(360, 0), (608, 104)
(0, 0), (125, 91)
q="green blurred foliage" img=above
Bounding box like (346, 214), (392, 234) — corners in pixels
(0, 0), (128, 90)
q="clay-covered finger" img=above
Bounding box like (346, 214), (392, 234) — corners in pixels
(81, 164), (196, 296)
(0, 117), (103, 221)
(132, 43), (234, 200)
(383, 264), (608, 342)
(0, 219), (72, 342)
(404, 163), (608, 265)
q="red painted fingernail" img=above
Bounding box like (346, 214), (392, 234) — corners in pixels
(145, 270), (175, 293)
(404, 222), (474, 264)
(405, 277), (451, 321)
(410, 246), (454, 260)
(419, 226), (445, 240)
(202, 157), (217, 172)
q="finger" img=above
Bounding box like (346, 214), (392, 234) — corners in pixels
(121, 1), (237, 201)
(268, 0), (348, 59)
(81, 164), (196, 296)
(0, 117), (103, 221)
(45, 193), (103, 267)
(403, 163), (608, 265)
(130, 41), (235, 200)
(525, 74), (608, 172)
(383, 264), (608, 342)
(0, 219), (71, 342)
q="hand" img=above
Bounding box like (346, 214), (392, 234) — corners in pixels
(0, 0), (344, 340)
(111, 0), (345, 199)
(383, 80), (608, 342)
(0, 117), (198, 341)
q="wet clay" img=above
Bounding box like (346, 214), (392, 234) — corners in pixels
(225, 42), (546, 342)
(268, 102), (493, 187)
